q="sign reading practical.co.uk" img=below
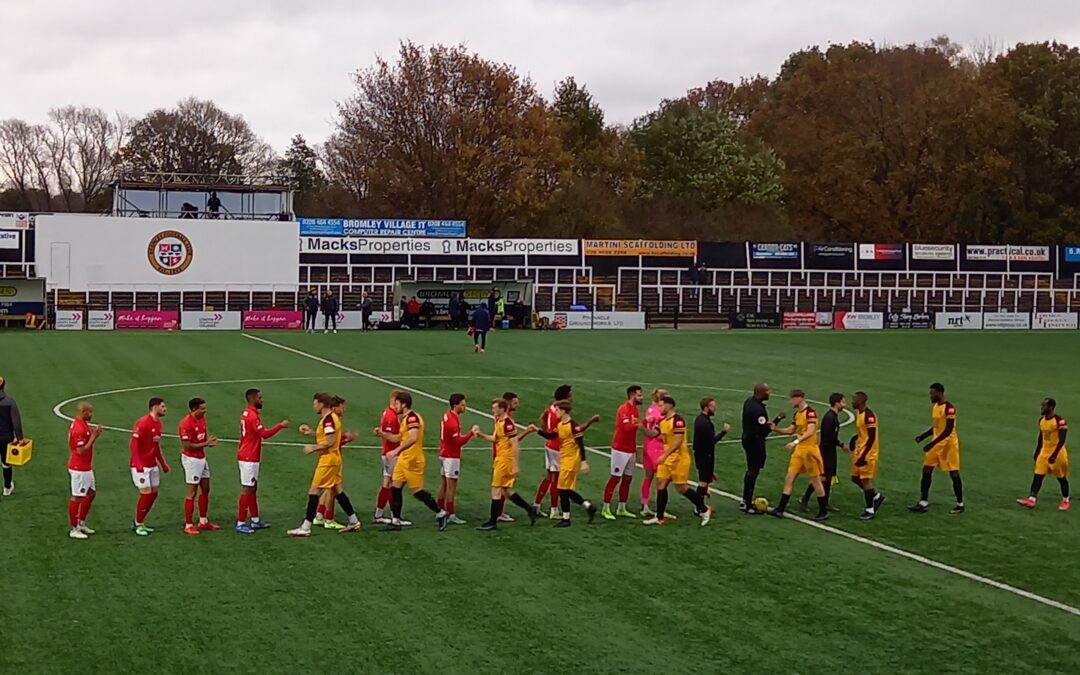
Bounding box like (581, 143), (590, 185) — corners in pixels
(300, 237), (579, 256)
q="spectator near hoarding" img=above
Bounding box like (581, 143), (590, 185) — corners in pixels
(0, 376), (23, 496)
(406, 297), (421, 328)
(448, 292), (462, 329)
(471, 304), (492, 353)
(321, 289), (339, 334)
(304, 289), (320, 333)
(361, 291), (373, 332)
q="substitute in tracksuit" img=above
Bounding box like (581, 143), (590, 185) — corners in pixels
(0, 376), (24, 496)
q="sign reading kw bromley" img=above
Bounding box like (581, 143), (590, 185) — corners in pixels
(300, 237), (579, 256)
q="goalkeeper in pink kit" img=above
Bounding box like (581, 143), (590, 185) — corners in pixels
(640, 388), (670, 516)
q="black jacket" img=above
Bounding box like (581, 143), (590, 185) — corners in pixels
(304, 294), (320, 313)
(320, 295), (339, 315)
(0, 391), (23, 442)
(819, 409), (841, 454)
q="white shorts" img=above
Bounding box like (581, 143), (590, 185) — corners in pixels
(130, 466), (160, 490)
(382, 455), (398, 478)
(238, 461), (260, 487)
(545, 448), (561, 473)
(439, 457), (461, 479)
(181, 454), (211, 484)
(69, 469), (96, 496)
(610, 449), (636, 477)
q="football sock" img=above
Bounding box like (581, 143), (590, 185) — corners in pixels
(78, 491), (95, 522)
(534, 478), (551, 506)
(777, 493), (791, 513)
(816, 495), (828, 517)
(305, 494), (320, 523)
(549, 475), (560, 508)
(1030, 474), (1045, 498)
(560, 491), (572, 513)
(488, 499), (501, 523)
(823, 480), (832, 503)
(640, 475), (653, 506)
(184, 497), (195, 525)
(510, 492), (532, 512)
(335, 491), (357, 517)
(68, 498), (80, 528)
(391, 487), (404, 520)
(950, 472), (964, 505)
(316, 504), (326, 517)
(656, 487), (669, 519)
(1058, 478), (1070, 499)
(864, 489), (876, 511)
(447, 499), (455, 515)
(2, 465), (11, 489)
(565, 490), (586, 505)
(695, 484), (708, 505)
(249, 494), (260, 520)
(377, 486), (391, 510)
(415, 489), (442, 514)
(684, 488), (705, 512)
(237, 493), (249, 524)
(802, 484), (815, 502)
(603, 476), (619, 505)
(618, 475), (633, 503)
(497, 499), (506, 517)
(437, 497), (445, 510)
(742, 473), (757, 507)
(198, 493), (209, 521)
(135, 492), (153, 524)
(920, 472), (933, 502)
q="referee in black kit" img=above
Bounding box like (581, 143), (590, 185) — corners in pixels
(740, 383), (784, 513)
(801, 392), (845, 512)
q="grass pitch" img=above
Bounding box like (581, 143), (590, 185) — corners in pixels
(2, 329), (1079, 674)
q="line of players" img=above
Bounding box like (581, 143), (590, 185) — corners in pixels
(62, 381), (1070, 538)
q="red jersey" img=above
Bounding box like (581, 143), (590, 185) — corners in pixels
(439, 410), (474, 459)
(130, 413), (163, 471)
(541, 404), (561, 450)
(380, 406), (400, 455)
(68, 417), (93, 472)
(178, 413), (208, 459)
(611, 401), (640, 453)
(237, 405), (284, 463)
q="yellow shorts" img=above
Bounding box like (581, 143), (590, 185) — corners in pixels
(923, 441), (960, 472)
(311, 464), (342, 490)
(491, 458), (516, 489)
(850, 452), (878, 480)
(557, 461), (580, 490)
(656, 452), (691, 485)
(1035, 447), (1069, 478)
(787, 446), (824, 477)
(392, 453), (425, 490)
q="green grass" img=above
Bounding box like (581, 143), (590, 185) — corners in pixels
(3, 329), (1080, 674)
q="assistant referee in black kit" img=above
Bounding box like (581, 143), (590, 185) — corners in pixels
(801, 392), (846, 512)
(740, 383), (783, 513)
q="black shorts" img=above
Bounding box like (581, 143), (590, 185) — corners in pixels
(695, 452), (715, 483)
(742, 438), (767, 470)
(820, 448), (837, 477)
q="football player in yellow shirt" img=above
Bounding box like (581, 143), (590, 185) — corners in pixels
(476, 398), (541, 530)
(377, 392), (450, 531)
(640, 396), (711, 526)
(849, 391), (886, 521)
(909, 383), (964, 514)
(1016, 398), (1070, 511)
(287, 393), (363, 536)
(767, 389), (829, 521)
(535, 400), (600, 527)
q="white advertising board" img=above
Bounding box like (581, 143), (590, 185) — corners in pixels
(334, 311), (393, 330)
(983, 312), (1031, 330)
(1032, 312), (1078, 330)
(935, 312), (983, 330)
(539, 311), (646, 330)
(87, 310), (114, 330)
(54, 310), (84, 330)
(181, 311), (242, 331)
(34, 215), (299, 290)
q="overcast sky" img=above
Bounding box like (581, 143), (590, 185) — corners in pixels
(2, 0), (1078, 151)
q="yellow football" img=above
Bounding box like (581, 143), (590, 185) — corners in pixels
(753, 497), (769, 512)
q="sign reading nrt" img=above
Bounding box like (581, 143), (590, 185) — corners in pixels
(147, 230), (194, 275)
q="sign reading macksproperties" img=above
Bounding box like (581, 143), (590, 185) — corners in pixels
(301, 237), (579, 256)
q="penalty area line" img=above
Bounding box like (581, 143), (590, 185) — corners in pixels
(240, 333), (1080, 619)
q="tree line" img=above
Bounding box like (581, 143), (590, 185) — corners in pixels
(2, 37), (1079, 243)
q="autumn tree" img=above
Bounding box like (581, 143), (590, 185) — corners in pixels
(119, 98), (275, 177)
(0, 119), (50, 210)
(276, 134), (327, 215)
(535, 77), (641, 237)
(326, 42), (570, 236)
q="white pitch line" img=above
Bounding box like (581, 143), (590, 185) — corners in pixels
(241, 332), (1080, 619)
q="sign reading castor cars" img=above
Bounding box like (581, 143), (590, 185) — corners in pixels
(147, 230), (194, 275)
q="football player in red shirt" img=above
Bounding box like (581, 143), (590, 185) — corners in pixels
(602, 385), (644, 520)
(178, 397), (220, 535)
(236, 388), (288, 534)
(534, 384), (573, 518)
(130, 397), (170, 537)
(67, 401), (103, 540)
(372, 389), (403, 525)
(437, 393), (479, 525)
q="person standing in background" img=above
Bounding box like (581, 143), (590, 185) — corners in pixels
(304, 288), (320, 333)
(361, 291), (373, 331)
(0, 376), (23, 497)
(688, 261), (701, 299)
(471, 303), (492, 353)
(321, 289), (339, 334)
(448, 292), (461, 329)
